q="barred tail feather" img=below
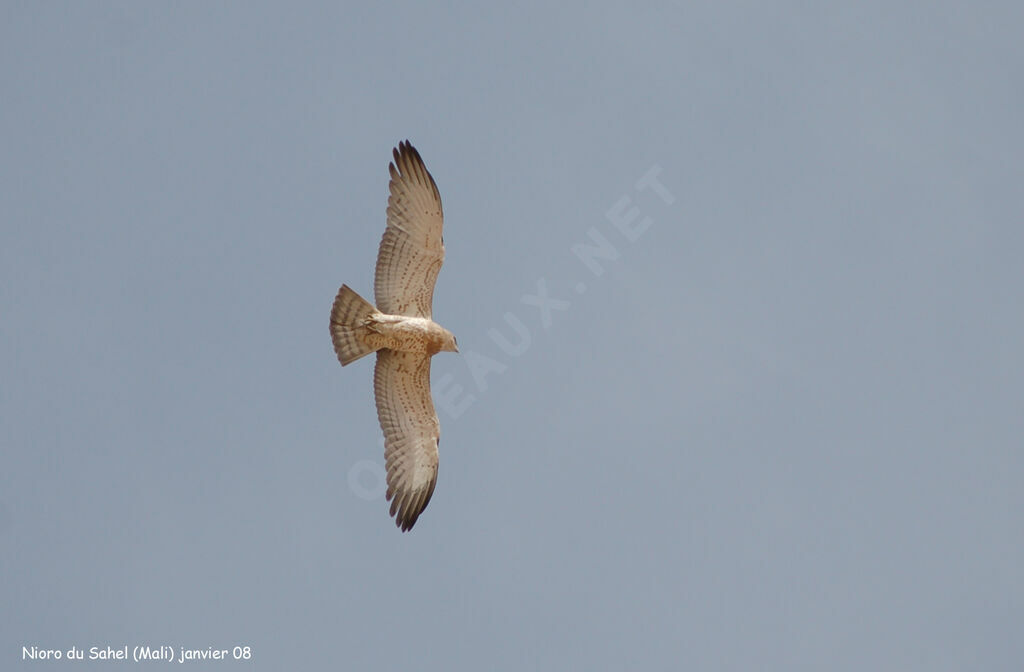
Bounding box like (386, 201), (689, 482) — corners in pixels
(330, 284), (380, 366)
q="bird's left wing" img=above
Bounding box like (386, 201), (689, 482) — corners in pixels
(373, 349), (440, 531)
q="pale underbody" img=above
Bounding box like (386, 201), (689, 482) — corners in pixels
(359, 313), (455, 355)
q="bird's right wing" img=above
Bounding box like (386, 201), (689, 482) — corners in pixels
(374, 141), (445, 318)
(373, 349), (440, 531)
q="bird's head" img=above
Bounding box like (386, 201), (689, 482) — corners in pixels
(443, 330), (459, 354)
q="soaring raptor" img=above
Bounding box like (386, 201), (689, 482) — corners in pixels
(329, 141), (458, 532)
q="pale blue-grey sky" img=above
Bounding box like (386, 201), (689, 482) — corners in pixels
(3, 2), (1023, 670)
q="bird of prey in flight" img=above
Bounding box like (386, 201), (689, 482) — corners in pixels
(330, 141), (458, 531)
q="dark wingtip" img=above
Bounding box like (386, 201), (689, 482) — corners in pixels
(395, 139), (423, 160)
(395, 508), (418, 532)
(387, 478), (436, 532)
(389, 139), (438, 201)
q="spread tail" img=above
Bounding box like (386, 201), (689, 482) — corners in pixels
(330, 284), (380, 366)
